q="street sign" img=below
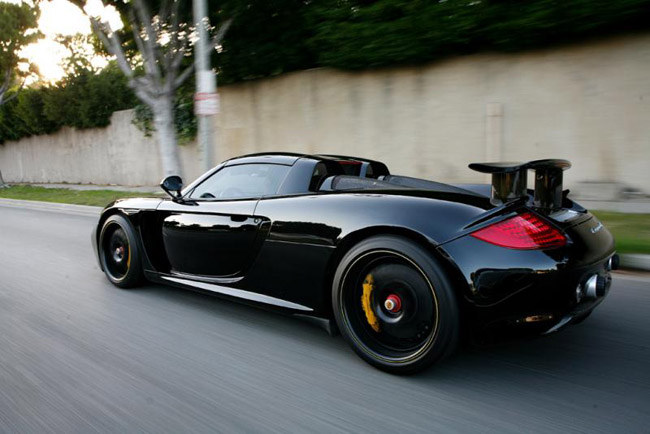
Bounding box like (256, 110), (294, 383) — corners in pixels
(194, 92), (220, 115)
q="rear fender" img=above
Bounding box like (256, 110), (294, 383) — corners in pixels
(322, 225), (471, 320)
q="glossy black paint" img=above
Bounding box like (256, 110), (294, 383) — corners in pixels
(160, 175), (184, 200)
(92, 153), (616, 339)
(158, 199), (260, 276)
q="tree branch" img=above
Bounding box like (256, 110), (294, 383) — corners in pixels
(173, 18), (233, 89)
(0, 69), (11, 96)
(131, 76), (158, 106)
(162, 0), (183, 89)
(89, 17), (162, 107)
(127, 8), (160, 85)
(1, 77), (25, 105)
(132, 0), (163, 76)
(90, 18), (134, 80)
(174, 63), (194, 89)
(158, 0), (171, 23)
(167, 0), (182, 66)
(209, 18), (233, 51)
(0, 68), (26, 106)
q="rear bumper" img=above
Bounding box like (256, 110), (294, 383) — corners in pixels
(437, 217), (616, 340)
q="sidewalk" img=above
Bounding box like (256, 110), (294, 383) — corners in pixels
(577, 199), (650, 214)
(0, 198), (101, 216)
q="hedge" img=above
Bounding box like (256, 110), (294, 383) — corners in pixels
(0, 63), (135, 143)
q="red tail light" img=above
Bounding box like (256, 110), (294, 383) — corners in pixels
(471, 212), (566, 250)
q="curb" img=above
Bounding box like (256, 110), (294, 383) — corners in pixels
(619, 254), (650, 272)
(0, 198), (101, 217)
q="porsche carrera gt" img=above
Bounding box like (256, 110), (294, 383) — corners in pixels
(92, 153), (617, 373)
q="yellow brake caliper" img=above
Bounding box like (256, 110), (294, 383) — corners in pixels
(361, 273), (380, 332)
(126, 243), (131, 269)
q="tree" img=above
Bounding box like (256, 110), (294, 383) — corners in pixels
(56, 33), (104, 77)
(0, 2), (42, 106)
(211, 0), (314, 85)
(69, 0), (231, 177)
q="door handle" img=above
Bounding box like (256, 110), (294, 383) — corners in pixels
(230, 215), (248, 222)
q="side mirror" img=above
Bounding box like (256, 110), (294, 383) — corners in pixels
(160, 175), (183, 201)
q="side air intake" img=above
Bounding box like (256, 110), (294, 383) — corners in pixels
(469, 159), (571, 210)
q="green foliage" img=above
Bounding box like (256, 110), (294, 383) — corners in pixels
(0, 62), (135, 143)
(12, 87), (59, 137)
(42, 63), (135, 130)
(0, 2), (42, 103)
(305, 0), (650, 69)
(592, 211), (650, 255)
(132, 85), (197, 144)
(214, 0), (316, 84)
(55, 33), (105, 77)
(209, 0), (650, 79)
(0, 2), (41, 71)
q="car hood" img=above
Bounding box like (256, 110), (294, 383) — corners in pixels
(103, 197), (163, 211)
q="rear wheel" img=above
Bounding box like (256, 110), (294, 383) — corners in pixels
(99, 214), (143, 288)
(333, 236), (459, 374)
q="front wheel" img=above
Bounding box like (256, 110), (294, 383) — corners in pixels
(332, 236), (459, 374)
(99, 214), (144, 288)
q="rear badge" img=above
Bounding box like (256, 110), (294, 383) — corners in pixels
(590, 222), (604, 234)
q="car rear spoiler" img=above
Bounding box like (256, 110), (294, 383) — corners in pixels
(469, 159), (571, 210)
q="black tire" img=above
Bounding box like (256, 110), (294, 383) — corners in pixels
(332, 235), (459, 374)
(99, 214), (144, 288)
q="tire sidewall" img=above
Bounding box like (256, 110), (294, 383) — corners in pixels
(99, 214), (143, 288)
(332, 235), (458, 374)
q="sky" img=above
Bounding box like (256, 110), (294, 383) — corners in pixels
(3, 0), (120, 83)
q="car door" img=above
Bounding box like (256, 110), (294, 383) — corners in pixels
(157, 163), (292, 278)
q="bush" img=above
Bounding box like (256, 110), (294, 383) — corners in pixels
(305, 0), (650, 69)
(42, 63), (135, 130)
(131, 84), (197, 145)
(13, 87), (60, 137)
(0, 62), (135, 144)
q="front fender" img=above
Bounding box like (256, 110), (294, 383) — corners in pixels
(92, 197), (163, 270)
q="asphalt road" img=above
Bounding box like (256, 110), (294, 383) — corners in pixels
(1, 205), (649, 434)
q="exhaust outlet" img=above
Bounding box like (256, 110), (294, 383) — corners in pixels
(607, 254), (620, 271)
(583, 274), (609, 300)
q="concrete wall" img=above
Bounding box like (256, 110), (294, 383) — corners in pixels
(0, 110), (202, 186)
(1, 34), (649, 190)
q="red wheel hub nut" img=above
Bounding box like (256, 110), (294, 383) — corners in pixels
(384, 294), (402, 313)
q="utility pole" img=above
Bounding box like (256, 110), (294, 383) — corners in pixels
(193, 0), (219, 172)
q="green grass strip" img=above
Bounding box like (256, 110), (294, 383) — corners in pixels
(592, 211), (650, 255)
(0, 185), (161, 208)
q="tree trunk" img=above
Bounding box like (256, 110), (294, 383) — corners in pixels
(152, 97), (182, 178)
(0, 170), (7, 188)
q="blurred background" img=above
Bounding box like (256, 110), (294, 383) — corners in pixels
(1, 0), (649, 254)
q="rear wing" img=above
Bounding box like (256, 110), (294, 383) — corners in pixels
(469, 159), (571, 210)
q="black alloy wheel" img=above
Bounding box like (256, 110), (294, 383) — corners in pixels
(333, 235), (459, 374)
(99, 214), (143, 288)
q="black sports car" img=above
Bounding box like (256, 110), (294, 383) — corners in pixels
(92, 153), (617, 374)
